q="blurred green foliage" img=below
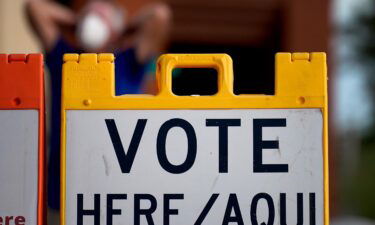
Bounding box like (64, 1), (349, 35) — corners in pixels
(342, 146), (375, 218)
(342, 1), (375, 218)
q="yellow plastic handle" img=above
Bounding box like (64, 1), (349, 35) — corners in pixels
(156, 54), (234, 97)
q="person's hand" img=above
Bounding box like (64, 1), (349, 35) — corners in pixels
(25, 0), (76, 51)
(75, 1), (126, 52)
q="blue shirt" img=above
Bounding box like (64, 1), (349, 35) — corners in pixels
(46, 37), (154, 209)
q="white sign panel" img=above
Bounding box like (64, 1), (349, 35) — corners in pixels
(0, 110), (39, 225)
(65, 109), (323, 225)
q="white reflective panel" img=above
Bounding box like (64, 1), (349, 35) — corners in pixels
(66, 109), (323, 225)
(0, 110), (39, 225)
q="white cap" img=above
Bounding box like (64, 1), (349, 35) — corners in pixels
(76, 2), (126, 51)
(77, 13), (111, 51)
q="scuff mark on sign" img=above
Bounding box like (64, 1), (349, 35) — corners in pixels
(102, 155), (110, 176)
(210, 175), (220, 191)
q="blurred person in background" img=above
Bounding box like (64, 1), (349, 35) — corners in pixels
(25, 0), (171, 216)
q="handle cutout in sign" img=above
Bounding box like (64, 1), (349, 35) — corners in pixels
(156, 54), (234, 97)
(172, 68), (218, 96)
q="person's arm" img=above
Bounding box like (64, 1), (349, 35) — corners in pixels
(25, 0), (76, 51)
(125, 3), (171, 63)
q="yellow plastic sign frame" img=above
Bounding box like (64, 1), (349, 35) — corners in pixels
(60, 53), (329, 225)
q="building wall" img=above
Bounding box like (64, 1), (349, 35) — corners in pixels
(0, 0), (40, 53)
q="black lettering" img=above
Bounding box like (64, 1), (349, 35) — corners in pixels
(310, 193), (316, 225)
(194, 194), (219, 225)
(223, 194), (244, 225)
(280, 193), (286, 225)
(250, 193), (275, 225)
(253, 119), (288, 173)
(280, 193), (304, 225)
(135, 194), (157, 225)
(206, 119), (241, 173)
(297, 193), (303, 225)
(77, 194), (100, 225)
(107, 194), (127, 225)
(164, 194), (184, 225)
(157, 119), (197, 174)
(105, 119), (147, 173)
